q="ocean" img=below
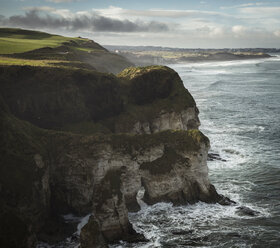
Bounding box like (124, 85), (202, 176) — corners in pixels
(39, 56), (280, 248)
(114, 56), (280, 248)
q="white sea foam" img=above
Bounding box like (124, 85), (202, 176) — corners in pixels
(75, 214), (91, 235)
(121, 198), (270, 248)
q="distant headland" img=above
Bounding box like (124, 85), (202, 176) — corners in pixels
(105, 45), (277, 66)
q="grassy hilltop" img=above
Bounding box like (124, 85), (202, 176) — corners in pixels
(0, 28), (82, 54)
(0, 28), (132, 73)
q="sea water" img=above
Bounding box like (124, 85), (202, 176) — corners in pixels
(113, 56), (280, 247)
(40, 56), (280, 248)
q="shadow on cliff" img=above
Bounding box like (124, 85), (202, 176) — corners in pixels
(0, 65), (234, 248)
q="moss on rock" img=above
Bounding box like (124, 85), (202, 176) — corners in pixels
(110, 129), (209, 155)
(0, 65), (123, 129)
(0, 65), (198, 135)
(140, 146), (190, 175)
(118, 65), (172, 80)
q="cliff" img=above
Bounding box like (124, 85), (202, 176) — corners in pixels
(0, 65), (199, 133)
(0, 64), (230, 248)
(0, 100), (51, 247)
(0, 29), (229, 247)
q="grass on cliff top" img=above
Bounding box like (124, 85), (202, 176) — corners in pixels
(118, 65), (173, 80)
(0, 28), (74, 54)
(0, 56), (80, 68)
(109, 65), (196, 131)
(0, 28), (103, 55)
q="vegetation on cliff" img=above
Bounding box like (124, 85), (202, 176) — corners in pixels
(0, 28), (133, 73)
(0, 28), (215, 248)
(110, 129), (208, 154)
(0, 63), (196, 134)
(113, 65), (196, 130)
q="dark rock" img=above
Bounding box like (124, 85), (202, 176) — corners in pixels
(218, 195), (237, 206)
(0, 212), (36, 248)
(93, 168), (141, 243)
(171, 229), (194, 235)
(80, 216), (108, 248)
(236, 206), (260, 216)
(37, 215), (77, 244)
(180, 240), (203, 246)
(207, 152), (227, 162)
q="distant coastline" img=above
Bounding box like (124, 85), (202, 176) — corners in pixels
(105, 45), (276, 66)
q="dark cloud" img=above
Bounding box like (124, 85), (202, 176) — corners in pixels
(0, 10), (169, 33)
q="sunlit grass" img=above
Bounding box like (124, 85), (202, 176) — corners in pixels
(0, 37), (70, 54)
(0, 28), (84, 54)
(0, 56), (75, 68)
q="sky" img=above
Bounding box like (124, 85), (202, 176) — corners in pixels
(1, 0), (280, 48)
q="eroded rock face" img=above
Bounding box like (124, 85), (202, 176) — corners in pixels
(48, 129), (221, 245)
(0, 65), (221, 248)
(130, 108), (200, 134)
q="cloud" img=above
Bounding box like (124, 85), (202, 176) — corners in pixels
(232, 25), (247, 36)
(0, 9), (169, 33)
(24, 6), (56, 12)
(1, 5), (280, 47)
(274, 30), (280, 37)
(220, 3), (265, 10)
(195, 26), (227, 38)
(93, 6), (231, 19)
(239, 7), (280, 16)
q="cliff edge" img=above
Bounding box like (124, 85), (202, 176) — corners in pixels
(0, 65), (228, 248)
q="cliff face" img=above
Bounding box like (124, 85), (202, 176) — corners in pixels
(0, 102), (51, 248)
(0, 66), (123, 129)
(47, 130), (220, 243)
(0, 65), (199, 134)
(0, 65), (223, 248)
(114, 66), (200, 134)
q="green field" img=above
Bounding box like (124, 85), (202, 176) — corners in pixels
(0, 28), (106, 68)
(0, 28), (131, 73)
(0, 28), (81, 54)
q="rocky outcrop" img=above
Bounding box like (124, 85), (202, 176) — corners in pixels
(80, 216), (108, 248)
(46, 129), (222, 246)
(129, 108), (200, 134)
(0, 65), (224, 248)
(113, 66), (199, 134)
(0, 65), (196, 134)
